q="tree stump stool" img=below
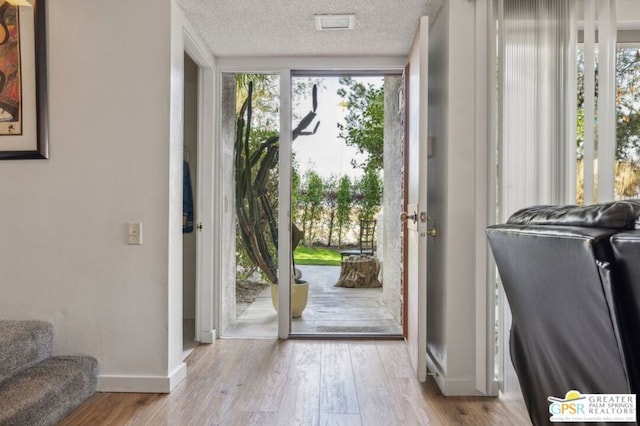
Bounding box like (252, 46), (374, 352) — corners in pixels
(336, 255), (382, 288)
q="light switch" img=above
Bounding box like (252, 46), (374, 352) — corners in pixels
(128, 222), (142, 245)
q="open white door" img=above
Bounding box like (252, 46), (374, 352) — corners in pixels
(404, 16), (429, 382)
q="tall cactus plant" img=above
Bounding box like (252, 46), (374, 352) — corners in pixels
(235, 82), (319, 284)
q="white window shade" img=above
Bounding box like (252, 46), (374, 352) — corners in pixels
(498, 0), (575, 216)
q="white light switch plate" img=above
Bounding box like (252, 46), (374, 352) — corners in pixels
(128, 222), (142, 245)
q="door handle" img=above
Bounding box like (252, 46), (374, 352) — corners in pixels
(401, 211), (417, 223)
(426, 227), (437, 239)
(426, 216), (437, 240)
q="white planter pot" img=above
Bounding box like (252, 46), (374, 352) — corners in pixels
(270, 282), (309, 318)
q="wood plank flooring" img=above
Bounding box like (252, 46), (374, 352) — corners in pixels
(60, 340), (530, 426)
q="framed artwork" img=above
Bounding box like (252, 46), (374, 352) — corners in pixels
(0, 0), (48, 159)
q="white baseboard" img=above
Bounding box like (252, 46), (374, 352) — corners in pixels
(98, 362), (187, 393)
(198, 328), (216, 344)
(427, 353), (484, 396)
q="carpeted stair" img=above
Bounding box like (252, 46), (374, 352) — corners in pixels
(0, 320), (97, 426)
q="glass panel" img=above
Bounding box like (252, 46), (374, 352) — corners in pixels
(576, 46), (640, 202)
(614, 46), (640, 200)
(576, 46), (594, 204)
(221, 73), (280, 337)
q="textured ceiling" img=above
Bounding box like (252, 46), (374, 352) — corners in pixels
(175, 0), (444, 57)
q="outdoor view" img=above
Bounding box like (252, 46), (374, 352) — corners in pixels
(225, 72), (402, 337)
(291, 76), (383, 263)
(576, 46), (640, 202)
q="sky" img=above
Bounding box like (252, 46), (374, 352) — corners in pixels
(292, 76), (383, 180)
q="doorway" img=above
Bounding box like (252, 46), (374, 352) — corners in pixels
(220, 71), (404, 338)
(289, 74), (403, 337)
(182, 52), (198, 357)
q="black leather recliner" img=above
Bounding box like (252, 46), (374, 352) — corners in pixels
(486, 200), (640, 426)
(611, 229), (640, 399)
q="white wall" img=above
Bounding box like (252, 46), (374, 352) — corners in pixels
(426, 0), (488, 396)
(0, 0), (213, 393)
(444, 0), (481, 392)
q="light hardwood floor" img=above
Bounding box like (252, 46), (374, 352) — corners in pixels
(60, 340), (530, 425)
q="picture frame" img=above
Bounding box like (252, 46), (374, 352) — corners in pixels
(0, 0), (48, 160)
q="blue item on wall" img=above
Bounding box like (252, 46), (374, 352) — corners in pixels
(183, 160), (194, 233)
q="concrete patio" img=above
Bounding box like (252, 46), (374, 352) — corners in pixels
(223, 265), (403, 337)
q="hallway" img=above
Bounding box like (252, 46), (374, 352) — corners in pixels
(60, 339), (530, 425)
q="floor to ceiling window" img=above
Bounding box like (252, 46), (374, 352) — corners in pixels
(494, 0), (640, 398)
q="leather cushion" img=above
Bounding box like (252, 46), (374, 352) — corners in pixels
(507, 200), (640, 230)
(610, 230), (640, 396)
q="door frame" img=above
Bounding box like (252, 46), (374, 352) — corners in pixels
(402, 66), (409, 339)
(184, 29), (216, 344)
(278, 68), (293, 339)
(216, 59), (407, 338)
(474, 0), (499, 395)
(281, 68), (407, 338)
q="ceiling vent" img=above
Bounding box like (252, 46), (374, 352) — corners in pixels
(314, 14), (356, 31)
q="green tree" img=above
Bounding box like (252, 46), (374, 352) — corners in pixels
(615, 48), (640, 161)
(236, 74), (325, 124)
(291, 159), (302, 223)
(577, 48), (640, 161)
(337, 77), (385, 173)
(236, 74), (279, 130)
(354, 169), (382, 222)
(335, 175), (353, 246)
(323, 176), (338, 246)
(299, 170), (324, 245)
